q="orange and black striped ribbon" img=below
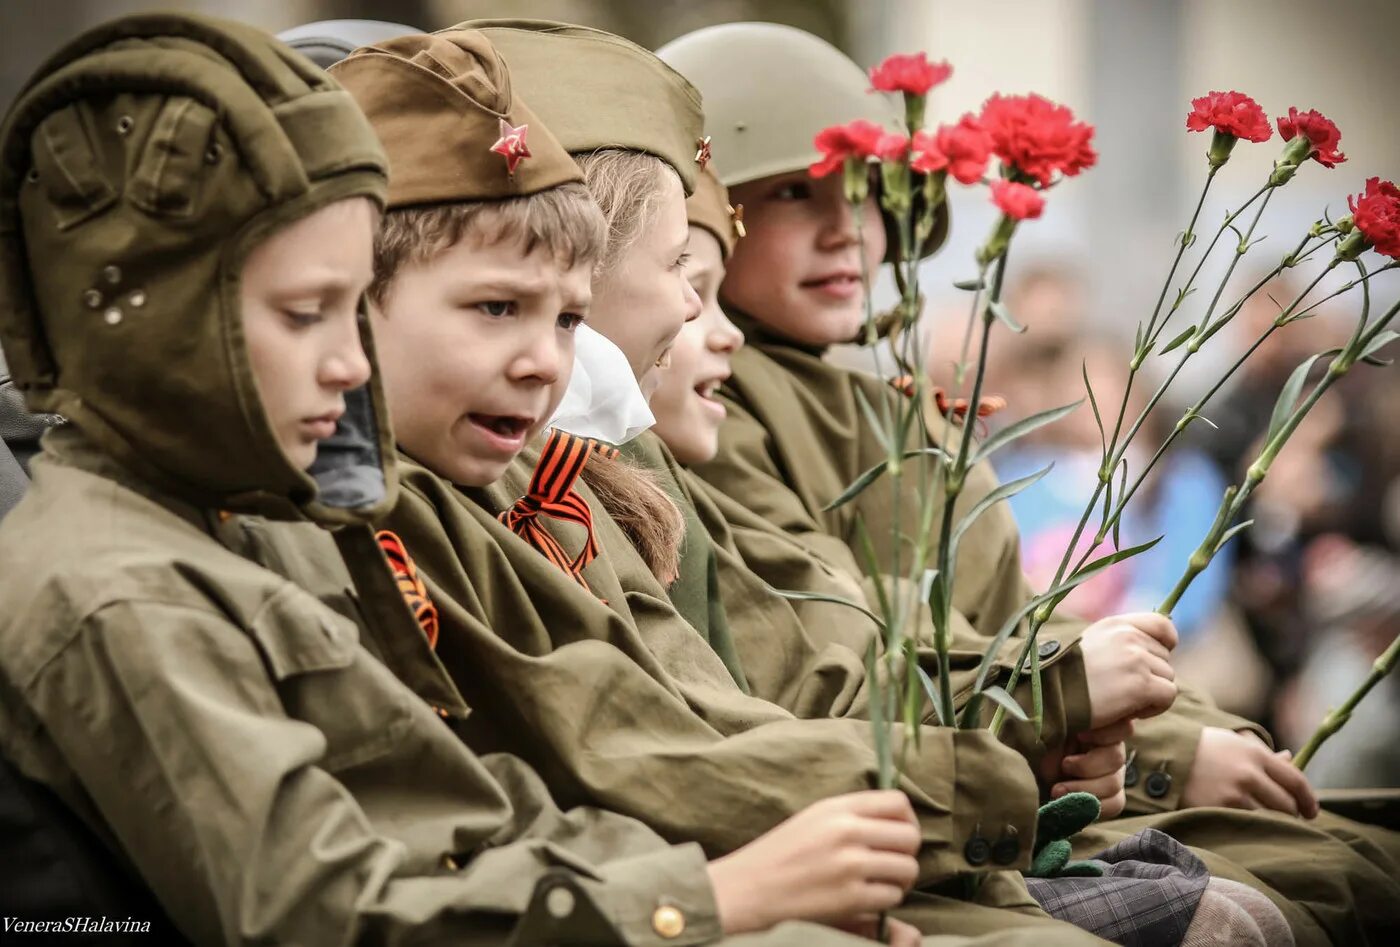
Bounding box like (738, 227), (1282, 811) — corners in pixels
(376, 529), (439, 649)
(499, 428), (618, 592)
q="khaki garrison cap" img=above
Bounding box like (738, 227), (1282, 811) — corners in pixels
(459, 20), (705, 196)
(686, 167), (742, 260)
(330, 28), (582, 209)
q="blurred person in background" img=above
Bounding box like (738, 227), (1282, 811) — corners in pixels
(1277, 536), (1400, 789)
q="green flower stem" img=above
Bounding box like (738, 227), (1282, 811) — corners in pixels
(1156, 287), (1400, 621)
(992, 183), (1280, 738)
(1073, 258), (1340, 572)
(1042, 184), (1276, 622)
(1143, 166), (1220, 344)
(1292, 632), (1400, 772)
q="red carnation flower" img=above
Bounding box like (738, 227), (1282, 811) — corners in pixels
(990, 180), (1044, 221)
(1277, 107), (1346, 168)
(810, 119), (891, 178)
(1349, 177), (1400, 259)
(869, 52), (952, 96)
(874, 132), (911, 162)
(978, 93), (1097, 187)
(911, 115), (992, 185)
(1185, 90), (1272, 143)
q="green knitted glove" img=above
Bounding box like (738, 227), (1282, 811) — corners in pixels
(1024, 792), (1105, 879)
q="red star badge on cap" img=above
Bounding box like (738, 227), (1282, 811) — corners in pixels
(694, 135), (712, 169)
(491, 118), (531, 176)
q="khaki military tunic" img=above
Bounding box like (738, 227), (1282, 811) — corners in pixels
(0, 431), (731, 946)
(374, 448), (1045, 890)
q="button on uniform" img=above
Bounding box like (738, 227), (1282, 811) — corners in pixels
(1021, 639), (1061, 671)
(991, 834), (1021, 865)
(964, 834), (991, 866)
(652, 905), (686, 939)
(1145, 770), (1173, 799)
(1124, 760), (1140, 789)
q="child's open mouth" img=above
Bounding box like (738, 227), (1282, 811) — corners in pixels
(693, 379), (726, 419)
(468, 413), (533, 454)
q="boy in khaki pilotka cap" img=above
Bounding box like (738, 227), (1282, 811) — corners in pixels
(328, 20), (1137, 944)
(321, 26), (1036, 945)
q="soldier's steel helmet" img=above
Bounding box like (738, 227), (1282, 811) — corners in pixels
(658, 22), (948, 259)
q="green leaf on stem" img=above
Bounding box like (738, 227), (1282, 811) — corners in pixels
(918, 568), (939, 604)
(824, 459), (892, 512)
(915, 664), (945, 726)
(988, 300), (1026, 334)
(768, 585), (886, 631)
(980, 684), (1029, 722)
(950, 464), (1054, 563)
(972, 400), (1082, 466)
(971, 595), (1051, 696)
(953, 277), (986, 291)
(1160, 325), (1197, 355)
(1213, 519), (1255, 555)
(1060, 536), (1163, 592)
(1113, 458), (1129, 551)
(855, 386), (891, 453)
(824, 447), (948, 512)
(1266, 351), (1328, 443)
(1171, 286), (1197, 313)
(1360, 329), (1400, 363)
(1083, 362), (1106, 460)
(854, 514), (895, 630)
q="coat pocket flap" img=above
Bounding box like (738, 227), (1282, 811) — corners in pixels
(247, 583), (357, 680)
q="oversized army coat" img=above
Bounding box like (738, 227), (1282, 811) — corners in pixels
(689, 322), (1400, 946)
(375, 446), (1047, 888)
(0, 429), (740, 945)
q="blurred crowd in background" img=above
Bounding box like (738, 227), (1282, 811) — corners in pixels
(3, 0), (1397, 787)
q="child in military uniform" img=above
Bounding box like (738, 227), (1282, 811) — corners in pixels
(0, 15), (1021, 946)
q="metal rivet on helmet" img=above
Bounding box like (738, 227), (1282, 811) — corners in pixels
(205, 142), (223, 164)
(128, 290), (146, 308)
(82, 289), (103, 309)
(102, 265), (121, 284)
(103, 307), (123, 325)
(116, 115), (134, 135)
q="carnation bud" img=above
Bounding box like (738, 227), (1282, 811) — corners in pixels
(1335, 215), (1356, 235)
(842, 157), (871, 204)
(1207, 129), (1239, 170)
(977, 215), (1018, 266)
(904, 93), (927, 135)
(880, 160), (912, 216)
(1333, 228), (1369, 263)
(1270, 135), (1314, 186)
